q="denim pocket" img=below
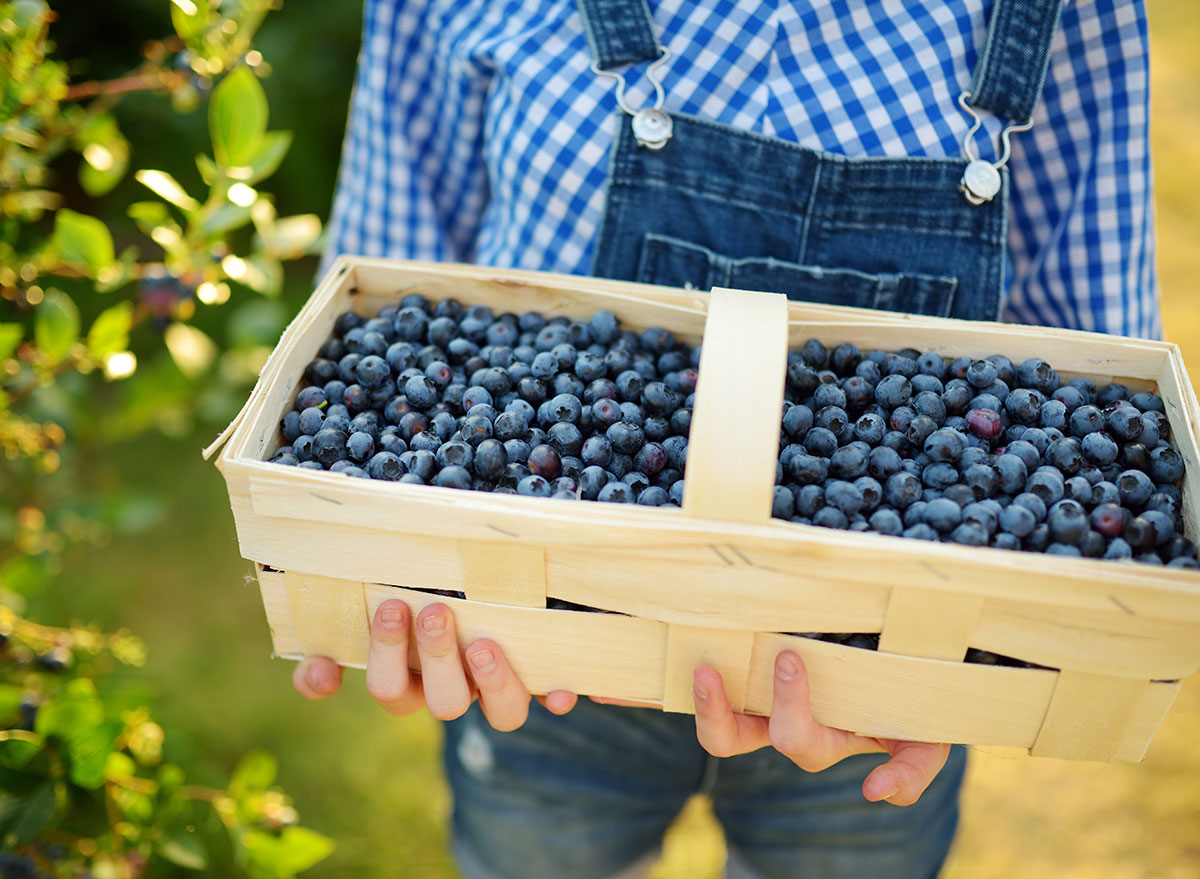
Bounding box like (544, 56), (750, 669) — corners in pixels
(635, 232), (959, 318)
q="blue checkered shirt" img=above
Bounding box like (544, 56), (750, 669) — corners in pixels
(323, 0), (1159, 338)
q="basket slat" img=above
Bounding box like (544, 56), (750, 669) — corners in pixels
(1029, 671), (1157, 762)
(286, 572), (369, 667)
(662, 625), (755, 713)
(878, 587), (983, 662)
(460, 541), (547, 607)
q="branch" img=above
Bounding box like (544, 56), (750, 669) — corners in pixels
(64, 69), (189, 101)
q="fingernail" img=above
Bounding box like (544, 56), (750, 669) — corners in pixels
(421, 612), (445, 636)
(469, 648), (495, 672)
(305, 664), (326, 693)
(883, 785), (901, 801)
(694, 676), (709, 700)
(379, 606), (404, 628)
(776, 653), (798, 681)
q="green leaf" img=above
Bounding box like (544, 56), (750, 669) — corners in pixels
(170, 0), (210, 44)
(66, 720), (123, 789)
(136, 170), (200, 212)
(36, 679), (103, 740)
(0, 324), (22, 359)
(128, 201), (172, 236)
(159, 832), (209, 870)
(239, 254), (283, 297)
(200, 200), (254, 236)
(76, 112), (130, 197)
(210, 66), (268, 168)
(11, 784), (55, 846)
(237, 130), (292, 185)
(52, 209), (115, 275)
(230, 749), (277, 795)
(0, 686), (24, 720)
(87, 301), (134, 359)
(34, 290), (80, 365)
(244, 827), (335, 877)
(196, 152), (220, 186)
(164, 323), (217, 377)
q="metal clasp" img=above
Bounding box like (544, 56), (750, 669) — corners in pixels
(956, 91), (1033, 205)
(591, 47), (673, 149)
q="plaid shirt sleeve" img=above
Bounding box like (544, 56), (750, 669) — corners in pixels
(322, 0), (1158, 339)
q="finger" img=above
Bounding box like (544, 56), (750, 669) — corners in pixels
(863, 740), (952, 806)
(465, 640), (531, 731)
(537, 691), (578, 715)
(693, 666), (769, 758)
(293, 656), (343, 700)
(365, 600), (425, 716)
(768, 651), (882, 772)
(414, 603), (473, 720)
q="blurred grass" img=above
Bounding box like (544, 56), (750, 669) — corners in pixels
(27, 0), (1200, 877)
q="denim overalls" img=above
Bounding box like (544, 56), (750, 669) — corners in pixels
(445, 2), (1063, 877)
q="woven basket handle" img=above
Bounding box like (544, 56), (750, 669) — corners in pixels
(682, 287), (790, 525)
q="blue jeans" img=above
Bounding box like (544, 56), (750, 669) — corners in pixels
(444, 700), (967, 879)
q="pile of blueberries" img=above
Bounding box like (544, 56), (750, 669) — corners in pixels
(267, 294), (1196, 569)
(776, 339), (1197, 568)
(270, 294), (695, 507)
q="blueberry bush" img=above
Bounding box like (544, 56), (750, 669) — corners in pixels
(2, 1), (329, 873)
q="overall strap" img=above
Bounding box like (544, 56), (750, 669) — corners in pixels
(968, 0), (1066, 123)
(575, 0), (660, 70)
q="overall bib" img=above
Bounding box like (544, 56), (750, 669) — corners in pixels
(445, 2), (1063, 877)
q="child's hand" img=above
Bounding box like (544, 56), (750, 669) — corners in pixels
(292, 600), (578, 729)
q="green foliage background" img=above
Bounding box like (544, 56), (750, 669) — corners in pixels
(7, 1), (1200, 878)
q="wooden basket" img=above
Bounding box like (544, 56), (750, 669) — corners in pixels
(207, 257), (1200, 762)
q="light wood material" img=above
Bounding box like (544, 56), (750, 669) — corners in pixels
(285, 571), (369, 667)
(682, 288), (788, 524)
(256, 565), (301, 656)
(662, 625), (755, 713)
(459, 541), (547, 607)
(1030, 672), (1154, 762)
(879, 587), (984, 662)
(210, 257), (1200, 762)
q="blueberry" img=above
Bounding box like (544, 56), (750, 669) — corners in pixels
(597, 482), (633, 503)
(854, 412), (886, 445)
(516, 474), (552, 497)
(966, 359), (998, 388)
(994, 453), (1028, 494)
(1116, 469), (1155, 507)
(366, 451), (405, 480)
(787, 362), (821, 396)
(1017, 358), (1059, 394)
(829, 444), (870, 479)
(1096, 383), (1131, 405)
(922, 428), (965, 464)
(1045, 543), (1082, 557)
(527, 444), (562, 480)
(868, 446), (904, 480)
(800, 338), (828, 368)
(824, 480), (864, 516)
(773, 485), (796, 519)
(950, 523), (988, 545)
(868, 508), (903, 535)
(789, 454), (829, 485)
(1149, 446), (1185, 484)
(923, 497), (962, 533)
(1140, 510), (1176, 547)
(964, 408), (1002, 441)
(999, 503), (1037, 537)
(311, 428), (348, 467)
(813, 383), (848, 411)
(812, 506), (849, 529)
(875, 374), (912, 409)
(606, 421), (645, 455)
(1047, 499), (1088, 544)
(634, 442), (668, 477)
(883, 472), (922, 509)
(1044, 437), (1083, 475)
(346, 431), (375, 464)
(905, 414), (938, 448)
(903, 523), (939, 541)
(919, 462), (957, 492)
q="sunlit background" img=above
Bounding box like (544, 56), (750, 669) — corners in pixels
(30, 1), (1200, 877)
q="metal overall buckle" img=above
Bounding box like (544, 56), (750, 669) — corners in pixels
(591, 47), (673, 150)
(956, 91), (1033, 205)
